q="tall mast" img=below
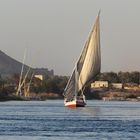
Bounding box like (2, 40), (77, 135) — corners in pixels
(16, 48), (27, 96)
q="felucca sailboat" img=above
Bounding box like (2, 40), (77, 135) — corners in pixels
(63, 13), (101, 107)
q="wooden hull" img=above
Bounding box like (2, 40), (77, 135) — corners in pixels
(64, 100), (86, 107)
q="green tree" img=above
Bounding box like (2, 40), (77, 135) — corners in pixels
(129, 71), (140, 84)
(98, 72), (119, 83)
(118, 72), (130, 83)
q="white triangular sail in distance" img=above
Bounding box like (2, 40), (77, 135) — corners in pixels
(78, 13), (101, 91)
(64, 13), (101, 103)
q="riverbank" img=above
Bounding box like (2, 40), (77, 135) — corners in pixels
(91, 90), (140, 101)
(0, 92), (63, 101)
(0, 90), (140, 101)
(0, 94), (24, 101)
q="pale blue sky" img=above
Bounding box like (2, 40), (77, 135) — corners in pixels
(0, 0), (140, 75)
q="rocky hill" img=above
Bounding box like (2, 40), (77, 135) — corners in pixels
(0, 50), (54, 77)
(0, 50), (30, 75)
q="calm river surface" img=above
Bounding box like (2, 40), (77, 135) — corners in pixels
(0, 100), (140, 140)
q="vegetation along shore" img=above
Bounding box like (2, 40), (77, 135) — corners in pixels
(0, 71), (140, 101)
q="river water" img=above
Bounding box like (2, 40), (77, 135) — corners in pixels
(0, 100), (140, 140)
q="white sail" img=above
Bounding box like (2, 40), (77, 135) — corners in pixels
(64, 13), (101, 102)
(63, 70), (76, 101)
(78, 14), (100, 91)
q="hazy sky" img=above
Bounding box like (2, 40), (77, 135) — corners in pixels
(0, 0), (140, 75)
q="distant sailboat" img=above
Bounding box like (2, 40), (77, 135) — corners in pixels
(16, 49), (27, 96)
(16, 48), (32, 97)
(63, 13), (101, 107)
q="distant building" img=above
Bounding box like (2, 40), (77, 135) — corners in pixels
(34, 75), (43, 81)
(111, 83), (123, 89)
(33, 68), (54, 80)
(124, 83), (140, 91)
(91, 81), (109, 88)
